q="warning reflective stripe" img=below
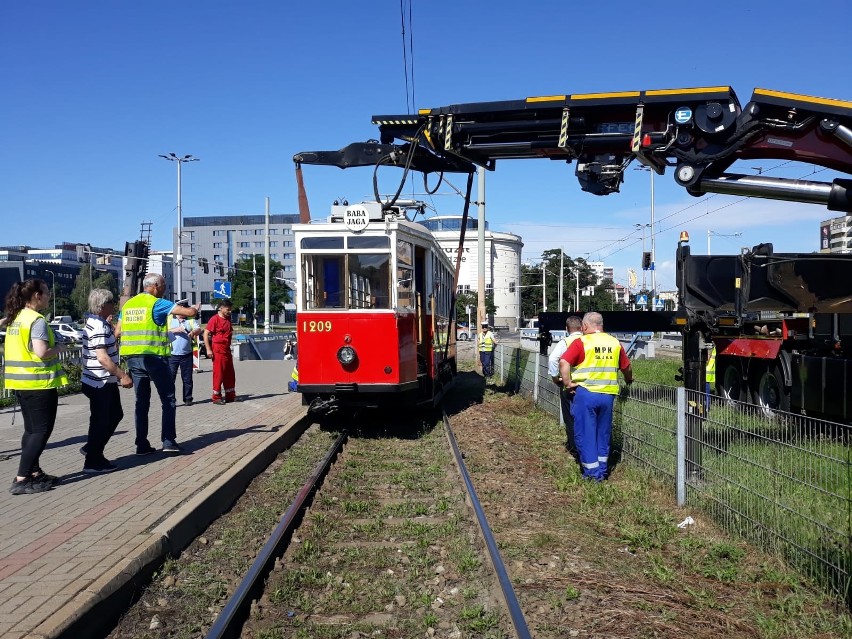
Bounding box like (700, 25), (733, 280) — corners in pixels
(578, 366), (619, 373)
(582, 461), (600, 469)
(598, 456), (608, 463)
(582, 378), (617, 386)
(122, 330), (165, 337)
(3, 359), (59, 368)
(5, 370), (64, 381)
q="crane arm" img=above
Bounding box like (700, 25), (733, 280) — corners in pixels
(295, 86), (852, 211)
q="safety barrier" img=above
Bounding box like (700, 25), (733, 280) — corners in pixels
(493, 345), (852, 606)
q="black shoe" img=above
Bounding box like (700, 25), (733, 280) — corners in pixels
(10, 477), (51, 495)
(83, 458), (118, 474)
(184, 399), (193, 406)
(80, 444), (89, 456)
(161, 440), (183, 454)
(31, 471), (60, 487)
(213, 398), (226, 405)
(136, 445), (157, 455)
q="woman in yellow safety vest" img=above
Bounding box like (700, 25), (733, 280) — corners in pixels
(2, 279), (68, 495)
(478, 322), (498, 377)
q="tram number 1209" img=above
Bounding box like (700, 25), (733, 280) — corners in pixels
(303, 320), (333, 332)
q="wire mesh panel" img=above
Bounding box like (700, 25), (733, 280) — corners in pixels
(686, 389), (852, 604)
(510, 351), (852, 605)
(537, 357), (561, 421)
(615, 382), (679, 482)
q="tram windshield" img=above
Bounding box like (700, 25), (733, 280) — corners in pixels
(302, 253), (391, 310)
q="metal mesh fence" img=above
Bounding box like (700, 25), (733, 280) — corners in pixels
(495, 344), (852, 605)
(685, 389), (852, 605)
(615, 382), (679, 482)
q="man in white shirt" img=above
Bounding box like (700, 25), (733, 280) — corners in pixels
(547, 315), (583, 461)
(168, 304), (202, 406)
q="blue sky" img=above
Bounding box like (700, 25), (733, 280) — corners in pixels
(2, 1), (849, 293)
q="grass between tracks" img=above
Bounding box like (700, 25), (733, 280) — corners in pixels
(473, 358), (852, 638)
(108, 426), (342, 639)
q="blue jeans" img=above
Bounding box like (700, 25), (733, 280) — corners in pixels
(479, 351), (494, 377)
(127, 355), (176, 447)
(169, 353), (194, 403)
(571, 386), (615, 481)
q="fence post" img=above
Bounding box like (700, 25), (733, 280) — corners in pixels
(676, 387), (686, 506)
(499, 344), (504, 381)
(533, 352), (540, 402)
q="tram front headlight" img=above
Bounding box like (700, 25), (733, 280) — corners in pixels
(337, 345), (357, 365)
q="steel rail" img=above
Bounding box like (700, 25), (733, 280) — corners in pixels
(204, 431), (348, 639)
(442, 413), (532, 639)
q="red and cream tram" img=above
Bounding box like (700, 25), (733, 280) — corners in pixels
(293, 200), (457, 413)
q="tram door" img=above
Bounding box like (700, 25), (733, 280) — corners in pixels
(414, 246), (429, 377)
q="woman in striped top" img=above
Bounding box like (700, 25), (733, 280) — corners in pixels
(80, 289), (133, 474)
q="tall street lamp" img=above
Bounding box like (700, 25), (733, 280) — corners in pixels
(635, 166), (656, 299)
(634, 223), (650, 290)
(159, 153), (199, 301)
(45, 269), (56, 319)
(239, 251), (258, 334)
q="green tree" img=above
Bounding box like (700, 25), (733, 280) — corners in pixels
(70, 265), (119, 318)
(229, 256), (290, 319)
(455, 290), (496, 323)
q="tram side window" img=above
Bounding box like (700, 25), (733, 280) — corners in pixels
(304, 255), (345, 309)
(349, 254), (390, 309)
(397, 240), (414, 310)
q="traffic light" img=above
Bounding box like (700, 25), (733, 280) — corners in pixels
(642, 251), (652, 270)
(134, 240), (148, 278)
(199, 257), (209, 274)
(216, 261), (225, 276)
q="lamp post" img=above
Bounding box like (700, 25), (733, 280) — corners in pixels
(159, 153), (199, 302)
(635, 166), (656, 299)
(45, 269), (56, 319)
(634, 223), (650, 290)
(239, 251), (258, 334)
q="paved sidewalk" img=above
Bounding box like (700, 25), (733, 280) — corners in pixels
(0, 359), (304, 639)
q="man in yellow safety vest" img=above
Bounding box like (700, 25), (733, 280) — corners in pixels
(118, 274), (199, 455)
(558, 312), (633, 481)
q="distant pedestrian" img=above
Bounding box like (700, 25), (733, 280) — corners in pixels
(547, 315), (584, 460)
(81, 288), (133, 474)
(118, 273), (200, 455)
(3, 279), (68, 494)
(283, 337), (297, 360)
(478, 322), (498, 377)
(559, 312), (633, 481)
(168, 304), (202, 406)
(203, 300), (236, 404)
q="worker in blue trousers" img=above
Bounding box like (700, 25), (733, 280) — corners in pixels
(559, 312), (633, 481)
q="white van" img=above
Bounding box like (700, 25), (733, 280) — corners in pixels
(49, 321), (83, 343)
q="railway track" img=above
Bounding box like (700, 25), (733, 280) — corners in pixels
(206, 413), (530, 639)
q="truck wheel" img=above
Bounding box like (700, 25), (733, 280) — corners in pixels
(719, 359), (751, 405)
(754, 362), (790, 418)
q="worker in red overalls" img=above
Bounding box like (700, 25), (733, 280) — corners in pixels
(203, 300), (236, 404)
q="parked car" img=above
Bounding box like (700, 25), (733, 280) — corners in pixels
(457, 326), (472, 341)
(49, 322), (83, 343)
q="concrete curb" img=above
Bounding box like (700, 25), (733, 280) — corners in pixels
(31, 408), (309, 639)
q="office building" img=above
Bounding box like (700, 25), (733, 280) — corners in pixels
(417, 216), (523, 330)
(820, 215), (852, 253)
(175, 214), (300, 312)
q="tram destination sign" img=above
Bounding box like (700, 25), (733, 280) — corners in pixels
(344, 205), (370, 232)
